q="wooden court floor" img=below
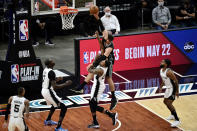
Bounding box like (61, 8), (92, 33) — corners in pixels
(0, 101), (182, 131)
(138, 94), (197, 131)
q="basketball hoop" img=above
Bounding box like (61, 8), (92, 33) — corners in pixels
(59, 6), (78, 30)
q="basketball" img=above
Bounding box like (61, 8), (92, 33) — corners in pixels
(89, 5), (99, 15)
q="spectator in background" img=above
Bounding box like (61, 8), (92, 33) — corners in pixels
(31, 18), (55, 47)
(152, 0), (172, 30)
(101, 6), (120, 34)
(175, 0), (196, 27)
(136, 0), (153, 27)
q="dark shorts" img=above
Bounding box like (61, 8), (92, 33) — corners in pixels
(106, 61), (113, 77)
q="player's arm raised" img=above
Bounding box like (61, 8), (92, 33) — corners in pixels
(167, 70), (179, 98)
(24, 99), (29, 119)
(95, 31), (104, 55)
(88, 66), (104, 77)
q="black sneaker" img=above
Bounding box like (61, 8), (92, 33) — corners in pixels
(87, 123), (100, 129)
(32, 41), (39, 47)
(45, 40), (55, 46)
(110, 97), (118, 110)
(111, 112), (118, 125)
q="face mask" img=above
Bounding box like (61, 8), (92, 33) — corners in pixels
(160, 64), (164, 68)
(158, 2), (164, 6)
(105, 12), (111, 16)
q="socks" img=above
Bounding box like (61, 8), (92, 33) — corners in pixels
(111, 91), (115, 99)
(105, 110), (113, 118)
(171, 110), (179, 121)
(77, 81), (87, 90)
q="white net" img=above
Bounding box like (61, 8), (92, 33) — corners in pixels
(60, 12), (78, 30)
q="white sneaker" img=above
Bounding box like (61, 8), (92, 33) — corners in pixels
(171, 120), (180, 127)
(166, 115), (175, 120)
(45, 40), (55, 46)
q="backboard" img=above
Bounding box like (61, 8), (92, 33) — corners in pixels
(31, 0), (96, 16)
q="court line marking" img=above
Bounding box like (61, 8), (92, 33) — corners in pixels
(135, 101), (184, 131)
(112, 119), (121, 131)
(173, 71), (197, 78)
(113, 72), (130, 82)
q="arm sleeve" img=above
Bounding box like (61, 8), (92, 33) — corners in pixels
(93, 55), (107, 67)
(5, 104), (11, 121)
(48, 70), (56, 81)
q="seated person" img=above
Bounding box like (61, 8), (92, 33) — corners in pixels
(31, 17), (55, 47)
(152, 0), (173, 30)
(101, 6), (120, 34)
(175, 0), (197, 27)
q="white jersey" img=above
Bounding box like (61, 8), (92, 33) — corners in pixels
(10, 96), (26, 118)
(92, 65), (108, 87)
(42, 67), (55, 90)
(160, 68), (174, 88)
(90, 65), (108, 102)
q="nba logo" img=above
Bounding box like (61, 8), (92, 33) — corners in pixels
(83, 52), (89, 64)
(19, 20), (29, 41)
(11, 64), (19, 83)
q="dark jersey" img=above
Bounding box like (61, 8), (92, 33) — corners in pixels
(102, 39), (115, 64)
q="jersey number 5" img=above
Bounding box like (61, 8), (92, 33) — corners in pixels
(14, 104), (20, 112)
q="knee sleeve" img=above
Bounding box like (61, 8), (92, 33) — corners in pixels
(89, 98), (98, 113)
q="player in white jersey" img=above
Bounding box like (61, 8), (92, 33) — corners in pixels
(3, 87), (29, 131)
(42, 58), (72, 131)
(159, 59), (180, 127)
(87, 59), (118, 129)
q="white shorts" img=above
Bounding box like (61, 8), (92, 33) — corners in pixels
(8, 116), (28, 131)
(41, 88), (63, 107)
(164, 87), (175, 100)
(90, 84), (106, 102)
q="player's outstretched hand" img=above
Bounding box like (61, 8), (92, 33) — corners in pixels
(93, 13), (99, 20)
(65, 80), (72, 87)
(2, 121), (7, 128)
(56, 77), (63, 82)
(87, 64), (93, 71)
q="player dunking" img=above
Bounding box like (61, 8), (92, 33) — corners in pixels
(88, 59), (118, 128)
(3, 87), (29, 131)
(42, 58), (72, 131)
(76, 31), (118, 110)
(159, 59), (180, 127)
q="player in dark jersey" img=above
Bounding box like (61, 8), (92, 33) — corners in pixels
(159, 59), (180, 127)
(75, 31), (118, 110)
